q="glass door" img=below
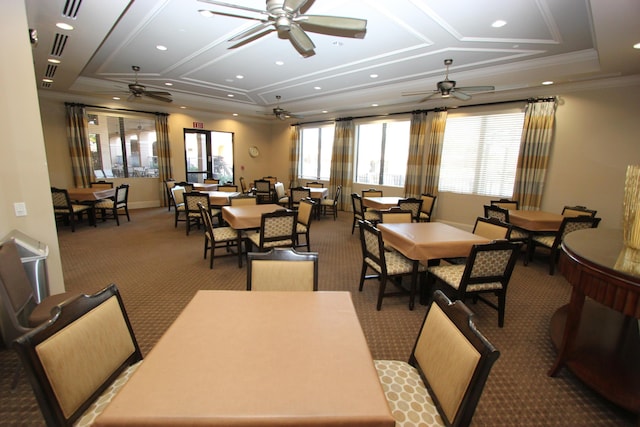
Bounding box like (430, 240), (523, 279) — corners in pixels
(184, 129), (234, 184)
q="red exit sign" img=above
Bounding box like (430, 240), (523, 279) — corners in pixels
(193, 122), (204, 129)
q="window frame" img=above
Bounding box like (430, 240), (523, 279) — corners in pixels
(298, 125), (334, 181)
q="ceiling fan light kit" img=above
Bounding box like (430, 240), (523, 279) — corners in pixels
(198, 0), (367, 57)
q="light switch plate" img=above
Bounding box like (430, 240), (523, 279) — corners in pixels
(14, 202), (27, 217)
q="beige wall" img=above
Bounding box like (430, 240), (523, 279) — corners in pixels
(0, 2), (65, 294)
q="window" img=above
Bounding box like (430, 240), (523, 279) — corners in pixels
(438, 111), (525, 197)
(299, 126), (334, 180)
(184, 129), (234, 183)
(354, 120), (410, 187)
(87, 111), (158, 178)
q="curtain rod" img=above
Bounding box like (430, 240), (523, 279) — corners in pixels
(292, 96), (556, 126)
(65, 102), (168, 116)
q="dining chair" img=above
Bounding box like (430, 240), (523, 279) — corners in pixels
(358, 220), (427, 311)
(198, 202), (238, 269)
(362, 188), (383, 198)
(561, 205), (597, 218)
(94, 184), (130, 226)
(246, 209), (297, 253)
(305, 181), (324, 188)
(418, 193), (437, 222)
(274, 182), (289, 207)
(254, 179), (273, 203)
(289, 186), (311, 211)
(445, 217), (512, 265)
(89, 180), (113, 189)
(183, 192), (213, 235)
(164, 179), (176, 211)
(379, 207), (413, 224)
(13, 283), (143, 427)
(426, 240), (521, 327)
(483, 204), (530, 245)
(239, 176), (249, 194)
(320, 185), (341, 220)
(229, 194), (258, 206)
(351, 193), (380, 234)
(528, 216), (601, 275)
(171, 186), (187, 227)
(174, 181), (193, 193)
(217, 184), (238, 192)
(374, 290), (500, 427)
(295, 198), (316, 251)
(490, 198), (519, 210)
(262, 176), (278, 186)
(247, 248), (319, 291)
(50, 187), (95, 232)
(397, 197), (423, 222)
(204, 178), (220, 184)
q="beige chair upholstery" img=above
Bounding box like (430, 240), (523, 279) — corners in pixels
(528, 215), (601, 275)
(483, 204), (530, 247)
(427, 240), (521, 327)
(274, 182), (289, 207)
(561, 205), (597, 217)
(164, 179), (176, 211)
(183, 192), (211, 235)
(246, 210), (297, 252)
(51, 187), (95, 232)
(13, 284), (143, 427)
(289, 187), (311, 210)
(358, 220), (427, 310)
(203, 178), (219, 184)
(490, 198), (519, 210)
(362, 188), (383, 198)
(89, 181), (113, 189)
(351, 193), (380, 234)
(95, 184), (130, 226)
(444, 217), (511, 265)
(295, 198), (315, 251)
(171, 186), (187, 227)
(247, 248), (318, 291)
(229, 195), (258, 206)
(198, 202), (238, 269)
(320, 185), (341, 220)
(397, 198), (423, 222)
(218, 184), (238, 192)
(305, 181), (324, 188)
(380, 207), (413, 224)
(254, 179), (273, 203)
(418, 193), (437, 222)
(375, 290), (500, 427)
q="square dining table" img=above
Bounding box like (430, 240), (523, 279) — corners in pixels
(222, 204), (285, 267)
(378, 222), (491, 305)
(93, 291), (395, 427)
(67, 187), (115, 202)
(192, 182), (218, 192)
(508, 210), (564, 232)
(362, 196), (403, 210)
(204, 190), (241, 206)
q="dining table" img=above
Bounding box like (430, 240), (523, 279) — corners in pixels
(93, 290), (395, 427)
(67, 187), (115, 202)
(222, 203), (285, 267)
(508, 209), (564, 232)
(204, 190), (241, 206)
(192, 182), (218, 192)
(378, 222), (491, 305)
(363, 196), (403, 210)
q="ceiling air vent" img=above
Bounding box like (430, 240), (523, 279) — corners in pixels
(41, 81), (52, 89)
(62, 0), (82, 19)
(45, 64), (58, 78)
(50, 33), (68, 57)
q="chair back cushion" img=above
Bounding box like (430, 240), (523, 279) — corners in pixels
(381, 209), (413, 224)
(247, 248), (318, 291)
(398, 198), (423, 220)
(274, 182), (286, 199)
(473, 217), (510, 240)
(414, 302), (480, 423)
(420, 194), (436, 213)
(297, 199), (314, 226)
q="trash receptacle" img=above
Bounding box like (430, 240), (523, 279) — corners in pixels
(1, 230), (49, 303)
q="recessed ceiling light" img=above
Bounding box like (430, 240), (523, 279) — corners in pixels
(314, 86), (321, 90)
(198, 10), (214, 18)
(56, 22), (73, 31)
(232, 113), (239, 116)
(322, 110), (328, 114)
(275, 60), (284, 66)
(180, 106), (187, 109)
(491, 20), (507, 28)
(165, 82), (173, 86)
(634, 42), (640, 49)
(370, 74), (378, 79)
(112, 97), (121, 100)
(47, 58), (61, 64)
(542, 81), (554, 85)
(227, 94), (234, 97)
(156, 45), (168, 51)
(42, 78), (53, 83)
(371, 103), (378, 107)
(236, 75), (244, 79)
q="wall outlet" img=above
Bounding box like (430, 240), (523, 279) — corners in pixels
(14, 202), (27, 217)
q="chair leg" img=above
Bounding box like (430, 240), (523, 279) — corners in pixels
(376, 277), (388, 311)
(358, 263), (368, 291)
(498, 292), (506, 327)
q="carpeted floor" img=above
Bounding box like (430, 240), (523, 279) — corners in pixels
(0, 207), (636, 426)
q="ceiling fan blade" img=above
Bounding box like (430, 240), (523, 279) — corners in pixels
(418, 92), (439, 103)
(451, 91), (471, 101)
(229, 26), (274, 49)
(456, 86), (495, 92)
(145, 91), (172, 96)
(228, 21), (272, 42)
(402, 90), (434, 96)
(288, 23), (316, 56)
(144, 92), (173, 103)
(283, 0), (309, 14)
(296, 15), (367, 33)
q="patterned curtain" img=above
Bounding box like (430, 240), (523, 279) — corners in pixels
(404, 111), (428, 198)
(288, 125), (301, 188)
(155, 113), (172, 206)
(513, 98), (558, 210)
(329, 119), (355, 212)
(65, 103), (92, 188)
(423, 110), (448, 195)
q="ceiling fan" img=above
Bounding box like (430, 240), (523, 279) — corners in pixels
(126, 66), (173, 103)
(402, 59), (495, 102)
(270, 95), (302, 120)
(198, 0), (367, 57)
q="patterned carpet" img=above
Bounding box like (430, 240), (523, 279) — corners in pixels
(0, 207), (636, 426)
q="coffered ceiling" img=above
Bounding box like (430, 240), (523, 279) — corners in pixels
(26, 0), (640, 121)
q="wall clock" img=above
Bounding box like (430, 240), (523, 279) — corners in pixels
(248, 146), (260, 158)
